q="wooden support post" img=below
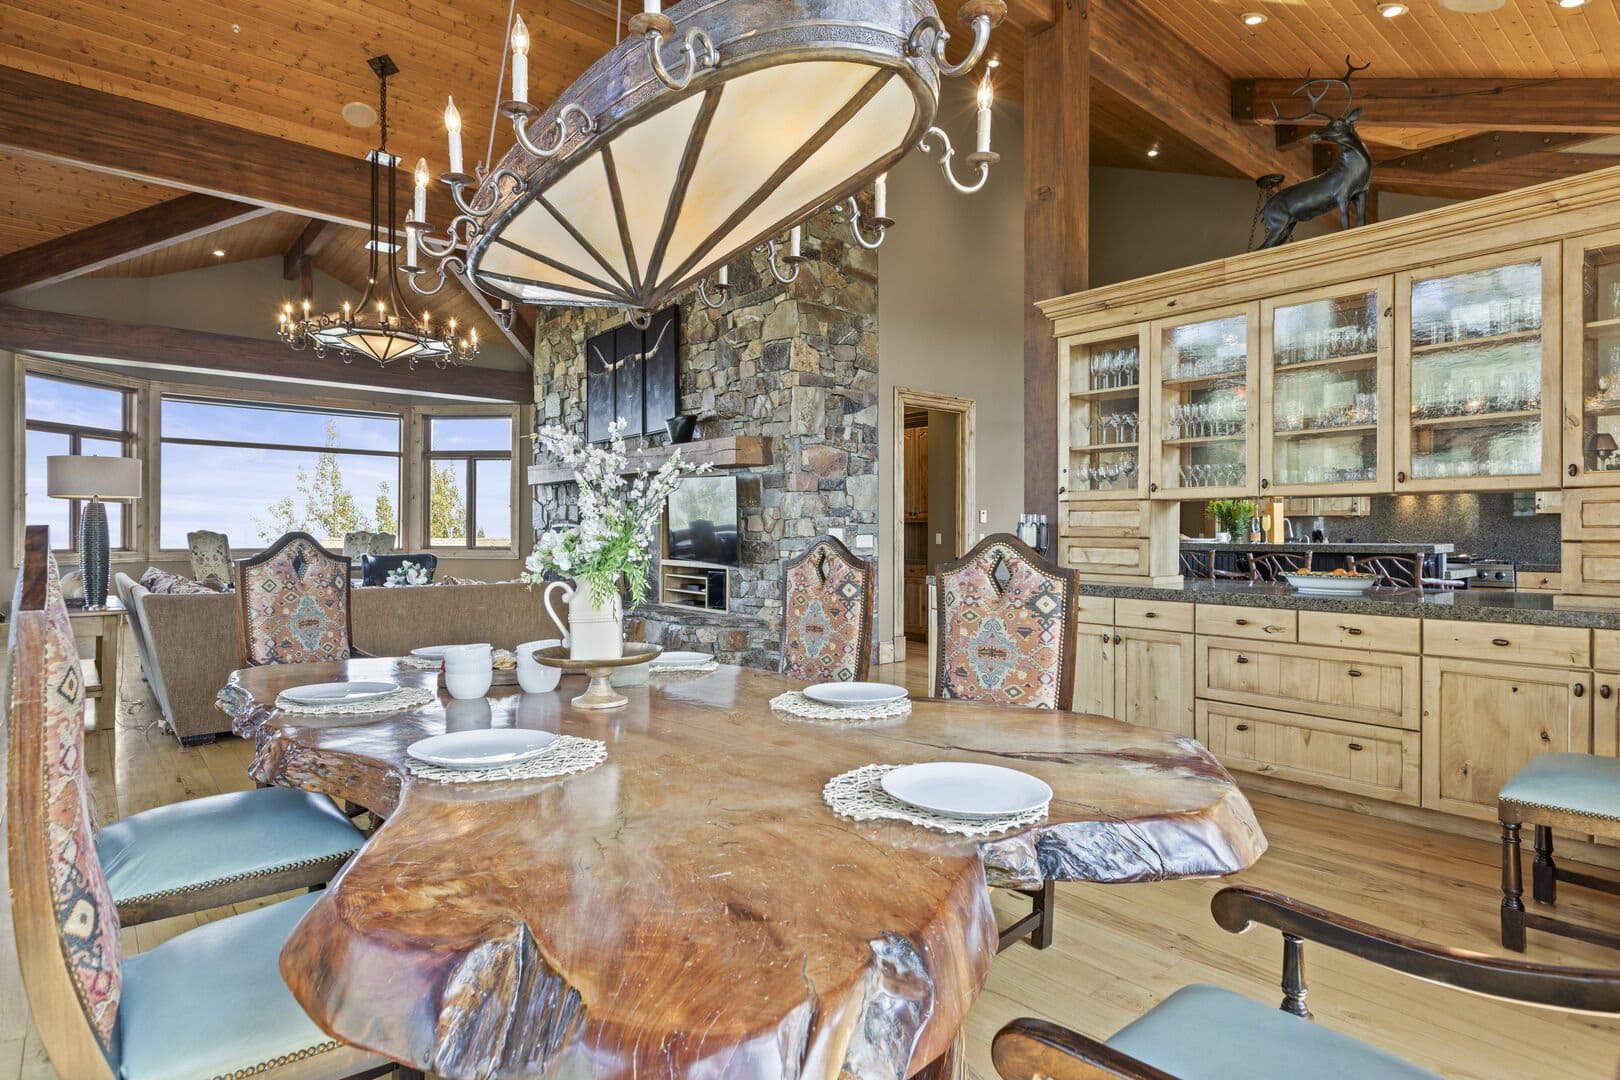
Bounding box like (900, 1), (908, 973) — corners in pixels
(1024, 0), (1088, 532)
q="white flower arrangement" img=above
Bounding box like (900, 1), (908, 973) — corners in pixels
(384, 560), (433, 587)
(523, 418), (710, 606)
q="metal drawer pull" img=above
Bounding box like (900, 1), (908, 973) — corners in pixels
(1235, 655), (1250, 664)
(1235, 618), (1248, 626)
(1234, 723), (1249, 732)
(1602, 685), (1613, 700)
(1144, 611), (1158, 619)
(1347, 669), (1363, 677)
(1348, 742), (1364, 752)
(1339, 625), (1363, 636)
(1492, 638), (1510, 647)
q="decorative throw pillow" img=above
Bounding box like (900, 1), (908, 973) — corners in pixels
(138, 567), (219, 595)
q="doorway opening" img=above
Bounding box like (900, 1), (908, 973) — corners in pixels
(892, 388), (975, 654)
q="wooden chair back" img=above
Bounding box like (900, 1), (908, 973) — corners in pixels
(779, 534), (875, 682)
(1178, 550), (1212, 579)
(1250, 551), (1309, 582)
(935, 532), (1078, 710)
(6, 525), (122, 1080)
(185, 529), (232, 582)
(235, 531), (356, 666)
(1347, 554), (1416, 589)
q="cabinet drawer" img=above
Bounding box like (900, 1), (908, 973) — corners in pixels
(1563, 490), (1620, 541)
(1197, 701), (1419, 806)
(1199, 636), (1419, 730)
(1563, 542), (1620, 597)
(1517, 571), (1562, 593)
(1058, 538), (1148, 577)
(1195, 604), (1296, 643)
(1297, 610), (1421, 654)
(1115, 597), (1195, 633)
(1061, 500), (1148, 536)
(1597, 630), (1620, 672)
(1422, 619), (1590, 669)
(1074, 594), (1114, 625)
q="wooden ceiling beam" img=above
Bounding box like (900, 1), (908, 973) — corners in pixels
(1091, 0), (1312, 183)
(1233, 78), (1620, 134)
(1378, 132), (1595, 173)
(0, 305), (533, 402)
(0, 66), (454, 230)
(1373, 152), (1615, 199)
(0, 193), (269, 296)
(452, 269), (538, 359)
(283, 219), (333, 280)
(1001, 0), (1057, 34)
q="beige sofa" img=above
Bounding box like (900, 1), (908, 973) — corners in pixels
(114, 574), (563, 745)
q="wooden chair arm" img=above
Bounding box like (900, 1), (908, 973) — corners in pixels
(1212, 885), (1620, 1013)
(991, 1018), (1178, 1080)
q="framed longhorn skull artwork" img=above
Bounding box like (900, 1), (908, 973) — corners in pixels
(584, 305), (681, 444)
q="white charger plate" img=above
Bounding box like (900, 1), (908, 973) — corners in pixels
(1282, 573), (1377, 596)
(653, 651), (712, 666)
(803, 681), (908, 707)
(880, 762), (1053, 820)
(412, 643), (490, 660)
(407, 729), (559, 770)
(281, 681), (398, 705)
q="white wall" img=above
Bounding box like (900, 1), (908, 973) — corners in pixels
(876, 79), (1026, 650)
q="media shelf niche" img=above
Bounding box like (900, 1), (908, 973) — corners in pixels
(659, 561), (729, 611)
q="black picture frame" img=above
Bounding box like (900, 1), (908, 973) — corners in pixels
(584, 305), (681, 443)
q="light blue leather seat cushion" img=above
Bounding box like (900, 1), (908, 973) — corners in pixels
(120, 891), (352, 1080)
(99, 787), (362, 906)
(1500, 752), (1620, 820)
(1107, 984), (1440, 1080)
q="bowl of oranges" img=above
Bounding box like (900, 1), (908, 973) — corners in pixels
(1281, 569), (1378, 596)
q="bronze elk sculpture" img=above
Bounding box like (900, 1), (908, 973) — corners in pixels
(1257, 58), (1373, 249)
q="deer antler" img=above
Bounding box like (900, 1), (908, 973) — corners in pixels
(1270, 56), (1370, 123)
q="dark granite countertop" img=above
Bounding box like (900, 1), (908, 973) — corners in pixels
(1080, 579), (1620, 629)
(1180, 541), (1454, 555)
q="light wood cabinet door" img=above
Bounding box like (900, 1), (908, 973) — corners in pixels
(1071, 623), (1116, 719)
(1148, 303), (1261, 500)
(1198, 701), (1420, 806)
(1421, 657), (1592, 820)
(1114, 628), (1195, 737)
(1059, 326), (1149, 500)
(1595, 678), (1620, 758)
(903, 427), (929, 519)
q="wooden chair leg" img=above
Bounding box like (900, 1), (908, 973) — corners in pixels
(1501, 819), (1527, 952)
(1532, 825), (1557, 905)
(1031, 877), (1056, 949)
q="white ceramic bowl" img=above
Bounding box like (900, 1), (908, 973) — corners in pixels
(516, 639), (564, 693)
(1282, 572), (1378, 596)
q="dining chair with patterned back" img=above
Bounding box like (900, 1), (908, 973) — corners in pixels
(237, 531), (359, 666)
(1250, 551), (1310, 583)
(992, 885), (1620, 1080)
(935, 532), (1079, 711)
(5, 526), (407, 1080)
(779, 534), (875, 683)
(185, 529), (232, 584)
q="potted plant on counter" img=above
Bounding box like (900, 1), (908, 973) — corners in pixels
(1207, 499), (1256, 543)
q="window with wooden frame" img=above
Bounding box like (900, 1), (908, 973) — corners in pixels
(423, 413), (516, 550)
(21, 370), (138, 553)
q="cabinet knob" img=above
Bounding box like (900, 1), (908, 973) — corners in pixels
(1492, 638), (1510, 647)
(1603, 685), (1613, 700)
(1235, 655), (1250, 664)
(1235, 617), (1249, 626)
(1348, 743), (1364, 752)
(1058, 485), (1067, 494)
(1575, 682), (1586, 698)
(1234, 723), (1249, 732)
(1260, 478), (1270, 490)
(1150, 482), (1159, 493)
(1569, 463), (1580, 477)
(1348, 669), (1363, 678)
(1101, 632), (1110, 642)
(1113, 635), (1122, 644)
(1396, 470), (1407, 483)
(1339, 625), (1363, 636)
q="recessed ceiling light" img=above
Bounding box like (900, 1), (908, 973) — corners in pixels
(1378, 2), (1408, 15)
(1558, 0), (1587, 8)
(1240, 11), (1268, 25)
(1146, 146), (1161, 158)
(212, 248), (226, 257)
(341, 101), (378, 128)
(986, 57), (1001, 69)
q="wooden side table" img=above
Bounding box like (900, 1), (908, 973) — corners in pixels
(67, 598), (126, 707)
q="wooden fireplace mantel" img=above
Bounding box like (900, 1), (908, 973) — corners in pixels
(527, 434), (773, 485)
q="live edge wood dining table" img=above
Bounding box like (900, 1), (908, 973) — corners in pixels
(219, 659), (1266, 1080)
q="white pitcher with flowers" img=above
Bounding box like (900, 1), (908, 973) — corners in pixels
(523, 418), (709, 660)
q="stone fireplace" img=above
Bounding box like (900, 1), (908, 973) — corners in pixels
(531, 215), (879, 669)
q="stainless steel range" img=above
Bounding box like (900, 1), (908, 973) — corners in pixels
(1467, 560), (1517, 589)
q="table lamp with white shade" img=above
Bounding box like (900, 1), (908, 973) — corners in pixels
(47, 455), (142, 609)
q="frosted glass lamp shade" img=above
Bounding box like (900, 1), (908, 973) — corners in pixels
(46, 456), (142, 501)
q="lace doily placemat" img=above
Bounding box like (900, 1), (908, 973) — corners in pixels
(397, 655), (442, 671)
(651, 660), (719, 674)
(405, 735), (607, 784)
(823, 763), (1048, 837)
(770, 691), (913, 723)
(276, 685), (436, 716)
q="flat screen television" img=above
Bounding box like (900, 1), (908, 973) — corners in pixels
(665, 475), (740, 567)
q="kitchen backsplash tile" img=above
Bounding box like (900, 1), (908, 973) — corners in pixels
(1322, 492), (1560, 565)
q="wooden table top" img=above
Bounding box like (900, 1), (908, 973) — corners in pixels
(221, 660), (1266, 1080)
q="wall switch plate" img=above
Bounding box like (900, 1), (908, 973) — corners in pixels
(979, 510), (988, 523)
(934, 532), (942, 545)
(854, 534), (875, 550)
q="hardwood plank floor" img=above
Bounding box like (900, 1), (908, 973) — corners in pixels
(2, 632), (1616, 1078)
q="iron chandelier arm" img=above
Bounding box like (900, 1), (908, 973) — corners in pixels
(405, 254), (467, 298)
(757, 238), (801, 285)
(907, 0), (1004, 79)
(837, 198), (888, 251)
(644, 27), (719, 92)
(697, 275), (728, 309)
(918, 126), (994, 194)
(444, 167), (527, 218)
(511, 103), (595, 159)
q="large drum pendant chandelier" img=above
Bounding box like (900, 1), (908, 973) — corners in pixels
(406, 0), (1005, 325)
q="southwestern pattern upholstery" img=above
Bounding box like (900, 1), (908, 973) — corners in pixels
(237, 532), (356, 666)
(185, 530), (232, 583)
(936, 533), (1078, 711)
(779, 535), (874, 683)
(9, 533), (124, 1063)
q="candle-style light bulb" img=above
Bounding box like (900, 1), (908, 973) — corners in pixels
(874, 172), (888, 220)
(975, 74), (994, 154)
(302, 299), (311, 315)
(511, 16), (530, 104)
(644, 0), (660, 13)
(789, 225), (802, 259)
(343, 300), (352, 320)
(717, 264), (729, 288)
(445, 96), (464, 173)
(412, 158), (429, 220)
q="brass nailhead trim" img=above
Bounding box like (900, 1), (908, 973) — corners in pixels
(115, 850), (358, 906)
(209, 1039), (343, 1080)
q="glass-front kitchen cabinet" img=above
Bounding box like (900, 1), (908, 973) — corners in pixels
(1259, 277), (1394, 496)
(1394, 246), (1562, 491)
(1564, 228), (1620, 486)
(1149, 304), (1259, 499)
(1058, 326), (1147, 499)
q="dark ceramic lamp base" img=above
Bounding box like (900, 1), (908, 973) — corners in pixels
(79, 497), (110, 610)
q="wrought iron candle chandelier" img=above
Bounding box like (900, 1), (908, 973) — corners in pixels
(405, 0), (1006, 327)
(278, 56), (479, 368)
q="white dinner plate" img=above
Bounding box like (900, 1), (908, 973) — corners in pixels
(653, 651), (712, 666)
(880, 762), (1053, 820)
(803, 681), (909, 707)
(411, 643), (490, 661)
(407, 729), (559, 770)
(281, 681), (398, 705)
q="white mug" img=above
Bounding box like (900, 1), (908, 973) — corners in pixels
(516, 638), (564, 694)
(443, 644), (492, 699)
